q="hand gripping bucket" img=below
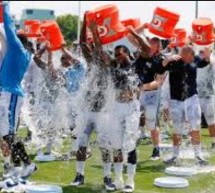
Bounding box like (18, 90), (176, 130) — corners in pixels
(148, 7), (180, 39)
(86, 4), (128, 45)
(192, 17), (215, 45)
(121, 18), (141, 29)
(24, 20), (41, 38)
(169, 28), (187, 48)
(40, 21), (65, 51)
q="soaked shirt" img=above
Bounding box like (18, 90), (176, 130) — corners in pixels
(110, 60), (139, 91)
(63, 59), (87, 94)
(134, 54), (166, 85)
(85, 66), (110, 112)
(165, 56), (209, 101)
(197, 64), (215, 98)
(39, 70), (62, 104)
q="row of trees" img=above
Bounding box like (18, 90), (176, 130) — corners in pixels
(56, 14), (79, 46)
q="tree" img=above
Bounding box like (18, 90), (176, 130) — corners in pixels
(56, 14), (78, 46)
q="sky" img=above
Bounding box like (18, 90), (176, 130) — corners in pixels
(10, 1), (215, 32)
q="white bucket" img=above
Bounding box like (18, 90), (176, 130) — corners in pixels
(154, 177), (189, 189)
(25, 185), (62, 193)
(165, 167), (197, 177)
(35, 155), (56, 162)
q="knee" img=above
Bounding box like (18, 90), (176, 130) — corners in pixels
(101, 148), (111, 163)
(77, 147), (87, 161)
(114, 150), (123, 163)
(128, 149), (137, 165)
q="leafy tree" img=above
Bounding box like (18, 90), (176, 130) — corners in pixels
(56, 14), (79, 46)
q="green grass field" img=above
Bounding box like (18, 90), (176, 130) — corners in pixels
(4, 128), (215, 193)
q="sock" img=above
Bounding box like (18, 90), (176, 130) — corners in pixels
(193, 145), (201, 157)
(114, 163), (123, 179)
(173, 146), (180, 158)
(127, 164), (136, 187)
(104, 163), (112, 178)
(77, 161), (85, 175)
(46, 140), (53, 154)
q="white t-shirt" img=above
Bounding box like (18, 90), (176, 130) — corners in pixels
(197, 56), (215, 98)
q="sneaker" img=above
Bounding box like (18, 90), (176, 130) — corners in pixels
(21, 163), (37, 179)
(212, 143), (215, 150)
(104, 176), (115, 191)
(196, 156), (209, 166)
(164, 157), (179, 165)
(3, 165), (21, 179)
(113, 178), (124, 190)
(71, 173), (85, 186)
(123, 185), (134, 193)
(150, 148), (160, 161)
(5, 178), (19, 188)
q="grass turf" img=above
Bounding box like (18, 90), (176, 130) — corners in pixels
(5, 128), (215, 193)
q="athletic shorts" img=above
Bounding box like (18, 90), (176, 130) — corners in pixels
(76, 111), (110, 149)
(199, 96), (215, 126)
(140, 90), (161, 129)
(169, 95), (201, 134)
(110, 100), (141, 153)
(0, 92), (23, 137)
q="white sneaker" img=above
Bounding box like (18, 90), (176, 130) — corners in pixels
(113, 178), (124, 190)
(124, 178), (135, 193)
(123, 185), (134, 193)
(21, 163), (37, 179)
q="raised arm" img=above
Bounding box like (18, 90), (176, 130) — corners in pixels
(88, 19), (112, 66)
(3, 3), (23, 49)
(33, 45), (48, 69)
(127, 26), (150, 58)
(80, 12), (93, 63)
(62, 47), (80, 64)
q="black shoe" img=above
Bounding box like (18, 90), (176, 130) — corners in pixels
(196, 156), (209, 166)
(71, 173), (85, 186)
(104, 176), (116, 191)
(150, 147), (160, 160)
(164, 157), (179, 165)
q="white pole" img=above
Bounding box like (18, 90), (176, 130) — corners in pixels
(195, 1), (198, 19)
(77, 1), (81, 44)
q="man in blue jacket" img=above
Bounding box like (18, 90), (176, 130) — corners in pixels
(0, 3), (37, 181)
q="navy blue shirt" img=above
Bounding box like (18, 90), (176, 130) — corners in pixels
(165, 56), (209, 101)
(134, 54), (166, 85)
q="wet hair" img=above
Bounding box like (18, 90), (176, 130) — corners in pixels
(17, 34), (28, 47)
(180, 45), (195, 56)
(115, 45), (130, 56)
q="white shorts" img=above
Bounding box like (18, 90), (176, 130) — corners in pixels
(199, 96), (215, 126)
(140, 90), (161, 129)
(0, 92), (23, 137)
(110, 100), (141, 153)
(76, 111), (110, 149)
(169, 95), (201, 134)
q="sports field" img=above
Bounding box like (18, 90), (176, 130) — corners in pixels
(4, 128), (215, 193)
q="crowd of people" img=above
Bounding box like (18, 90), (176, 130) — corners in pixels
(0, 2), (215, 193)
